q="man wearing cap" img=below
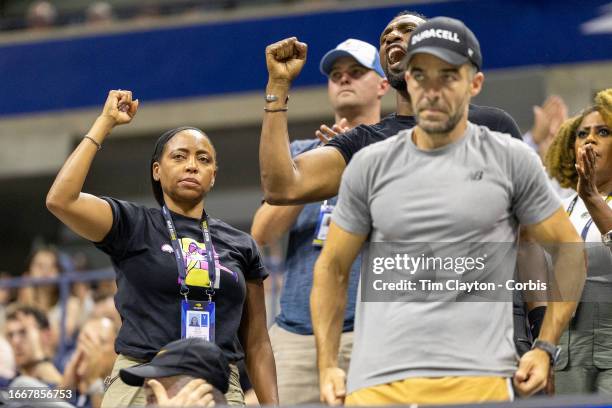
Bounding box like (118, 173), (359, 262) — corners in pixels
(119, 338), (230, 407)
(311, 17), (584, 405)
(262, 10), (532, 377)
(252, 38), (388, 405)
(260, 11), (520, 207)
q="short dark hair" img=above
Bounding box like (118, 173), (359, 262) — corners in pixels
(150, 127), (216, 207)
(6, 304), (50, 330)
(394, 10), (427, 21)
(92, 288), (114, 303)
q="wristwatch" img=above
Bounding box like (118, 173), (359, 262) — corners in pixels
(532, 339), (561, 365)
(602, 230), (612, 248)
(265, 94), (289, 104)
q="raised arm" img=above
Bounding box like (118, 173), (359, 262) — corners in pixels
(514, 207), (586, 397)
(261, 38), (347, 204)
(46, 90), (138, 242)
(311, 222), (367, 405)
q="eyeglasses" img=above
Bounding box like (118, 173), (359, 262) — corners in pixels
(329, 66), (370, 83)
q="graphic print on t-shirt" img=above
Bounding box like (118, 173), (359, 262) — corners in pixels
(162, 238), (238, 289)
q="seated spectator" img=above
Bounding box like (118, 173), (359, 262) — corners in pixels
(18, 246), (81, 345)
(119, 338), (230, 407)
(5, 304), (62, 385)
(93, 278), (117, 306)
(91, 290), (120, 330)
(26, 1), (57, 30)
(60, 317), (118, 408)
(85, 2), (114, 26)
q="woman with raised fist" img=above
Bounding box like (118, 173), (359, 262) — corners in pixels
(46, 90), (277, 406)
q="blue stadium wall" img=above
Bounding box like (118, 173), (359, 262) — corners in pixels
(0, 0), (610, 117)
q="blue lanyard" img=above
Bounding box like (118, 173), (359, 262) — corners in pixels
(161, 205), (217, 296)
(566, 194), (612, 241)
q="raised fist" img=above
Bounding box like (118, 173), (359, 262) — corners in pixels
(100, 90), (139, 126)
(265, 37), (308, 84)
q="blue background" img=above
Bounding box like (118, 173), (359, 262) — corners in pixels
(0, 0), (610, 116)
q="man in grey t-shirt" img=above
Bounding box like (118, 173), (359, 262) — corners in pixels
(311, 17), (585, 406)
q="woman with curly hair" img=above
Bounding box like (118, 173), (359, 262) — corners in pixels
(544, 88), (612, 394)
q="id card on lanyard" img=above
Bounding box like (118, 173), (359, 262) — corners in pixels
(313, 200), (334, 247)
(162, 205), (217, 341)
(181, 299), (215, 341)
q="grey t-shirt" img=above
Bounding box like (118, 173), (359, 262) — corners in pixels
(333, 122), (561, 393)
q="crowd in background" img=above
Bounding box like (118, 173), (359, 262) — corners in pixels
(0, 4), (611, 405)
(0, 0), (343, 32)
(0, 247), (119, 372)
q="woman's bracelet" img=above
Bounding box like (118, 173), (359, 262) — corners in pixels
(264, 106), (288, 113)
(83, 135), (102, 150)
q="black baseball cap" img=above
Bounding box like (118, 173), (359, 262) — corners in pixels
(404, 16), (482, 71)
(120, 338), (230, 394)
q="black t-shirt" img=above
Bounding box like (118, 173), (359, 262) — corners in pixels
(95, 198), (266, 362)
(327, 104), (522, 163)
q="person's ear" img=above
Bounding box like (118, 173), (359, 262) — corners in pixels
(470, 71), (485, 97)
(152, 162), (161, 181)
(378, 78), (390, 98)
(210, 169), (217, 189)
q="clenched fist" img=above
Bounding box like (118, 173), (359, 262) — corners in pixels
(100, 89), (139, 126)
(265, 37), (308, 85)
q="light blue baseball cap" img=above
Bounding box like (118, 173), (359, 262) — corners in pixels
(319, 38), (386, 78)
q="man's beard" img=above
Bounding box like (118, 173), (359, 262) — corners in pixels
(387, 70), (407, 92)
(386, 69), (412, 105)
(415, 103), (464, 135)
